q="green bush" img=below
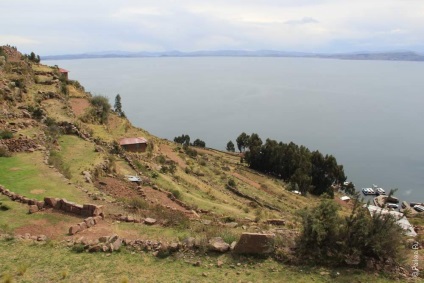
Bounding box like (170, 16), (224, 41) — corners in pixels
(89, 95), (111, 124)
(169, 189), (181, 200)
(296, 197), (404, 266)
(0, 130), (13, 139)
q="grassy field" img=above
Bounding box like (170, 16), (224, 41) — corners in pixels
(0, 152), (88, 203)
(0, 239), (403, 283)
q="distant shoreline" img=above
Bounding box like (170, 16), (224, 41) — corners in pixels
(42, 50), (424, 62)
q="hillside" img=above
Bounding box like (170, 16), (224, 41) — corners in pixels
(0, 46), (422, 282)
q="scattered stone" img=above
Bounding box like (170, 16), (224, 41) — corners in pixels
(208, 237), (230, 253)
(144, 218), (157, 225)
(217, 260), (224, 268)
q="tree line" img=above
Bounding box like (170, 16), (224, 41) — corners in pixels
(229, 132), (346, 197)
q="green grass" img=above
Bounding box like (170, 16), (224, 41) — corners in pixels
(0, 239), (405, 283)
(57, 135), (104, 182)
(0, 152), (88, 203)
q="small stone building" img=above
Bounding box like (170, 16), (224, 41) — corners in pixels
(59, 68), (69, 80)
(119, 137), (148, 153)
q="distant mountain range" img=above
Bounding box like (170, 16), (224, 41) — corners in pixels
(42, 50), (424, 62)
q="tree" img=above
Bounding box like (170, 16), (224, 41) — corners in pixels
(114, 94), (125, 117)
(192, 139), (206, 148)
(174, 134), (190, 146)
(236, 132), (250, 152)
(226, 141), (235, 152)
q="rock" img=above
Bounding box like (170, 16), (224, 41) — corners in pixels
(202, 272), (208, 277)
(193, 261), (201, 267)
(202, 220), (212, 225)
(99, 236), (108, 243)
(44, 197), (58, 208)
(35, 201), (44, 210)
(28, 205), (39, 214)
(233, 233), (275, 255)
(84, 217), (95, 228)
(169, 242), (179, 252)
(217, 260), (224, 268)
(69, 225), (80, 235)
(88, 245), (102, 253)
(230, 241), (237, 250)
(37, 235), (47, 241)
(208, 237), (230, 253)
(144, 218), (157, 225)
(266, 219), (286, 226)
(225, 222), (238, 228)
(109, 234), (119, 243)
(183, 237), (196, 248)
(111, 238), (122, 251)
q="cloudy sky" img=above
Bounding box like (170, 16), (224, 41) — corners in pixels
(1, 0), (423, 55)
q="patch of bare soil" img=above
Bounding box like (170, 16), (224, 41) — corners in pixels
(159, 144), (187, 169)
(69, 98), (90, 117)
(9, 167), (20, 171)
(95, 177), (190, 214)
(30, 189), (45, 194)
(95, 177), (140, 199)
(15, 212), (83, 240)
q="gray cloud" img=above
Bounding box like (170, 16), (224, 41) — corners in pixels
(0, 0), (423, 54)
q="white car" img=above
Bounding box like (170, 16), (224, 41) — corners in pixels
(127, 175), (141, 182)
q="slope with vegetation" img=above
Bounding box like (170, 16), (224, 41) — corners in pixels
(0, 45), (422, 282)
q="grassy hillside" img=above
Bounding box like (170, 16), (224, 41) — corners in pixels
(0, 46), (421, 282)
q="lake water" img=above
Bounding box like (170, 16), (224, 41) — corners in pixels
(45, 57), (424, 202)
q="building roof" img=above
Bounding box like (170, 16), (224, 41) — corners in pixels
(119, 137), (148, 146)
(58, 68), (69, 73)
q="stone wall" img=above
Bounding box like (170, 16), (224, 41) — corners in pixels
(0, 185), (104, 217)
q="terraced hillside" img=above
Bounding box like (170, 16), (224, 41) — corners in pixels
(0, 46), (421, 282)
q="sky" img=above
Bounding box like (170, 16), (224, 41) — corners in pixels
(1, 0), (424, 55)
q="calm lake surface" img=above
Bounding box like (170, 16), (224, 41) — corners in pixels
(46, 57), (424, 202)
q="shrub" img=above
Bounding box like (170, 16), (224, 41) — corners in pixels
(71, 244), (85, 253)
(169, 189), (181, 200)
(0, 130), (13, 139)
(296, 197), (404, 266)
(0, 145), (11, 157)
(89, 95), (111, 124)
(127, 197), (149, 210)
(227, 179), (236, 188)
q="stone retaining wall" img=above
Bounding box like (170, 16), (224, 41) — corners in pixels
(0, 185), (104, 217)
(69, 216), (104, 235)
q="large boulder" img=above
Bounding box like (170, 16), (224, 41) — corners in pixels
(233, 233), (275, 255)
(208, 237), (230, 253)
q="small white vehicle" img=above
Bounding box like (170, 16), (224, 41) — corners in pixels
(127, 175), (141, 182)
